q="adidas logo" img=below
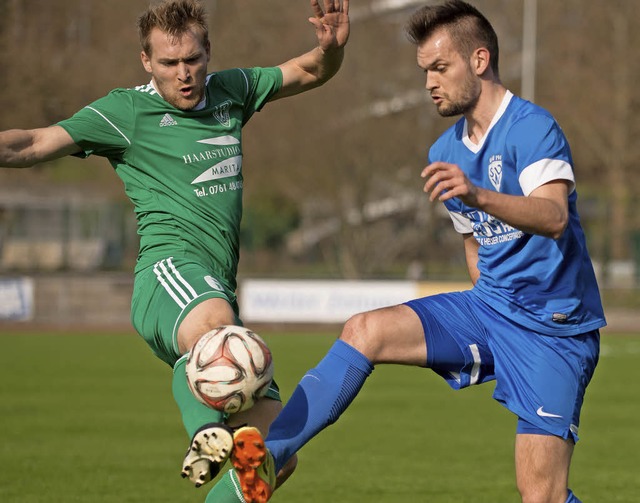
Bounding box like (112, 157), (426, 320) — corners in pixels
(159, 113), (178, 127)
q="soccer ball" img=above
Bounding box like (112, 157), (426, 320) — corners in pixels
(185, 325), (274, 414)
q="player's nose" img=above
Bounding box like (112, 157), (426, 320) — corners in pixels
(177, 62), (191, 81)
(425, 71), (438, 91)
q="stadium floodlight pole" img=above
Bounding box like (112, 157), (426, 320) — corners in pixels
(521, 0), (537, 102)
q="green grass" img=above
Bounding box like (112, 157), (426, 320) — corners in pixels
(0, 330), (638, 502)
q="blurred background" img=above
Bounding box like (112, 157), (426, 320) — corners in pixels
(0, 0), (638, 329)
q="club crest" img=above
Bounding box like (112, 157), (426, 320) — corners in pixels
(488, 155), (502, 191)
(212, 100), (232, 127)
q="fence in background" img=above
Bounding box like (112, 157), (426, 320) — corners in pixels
(0, 195), (137, 273)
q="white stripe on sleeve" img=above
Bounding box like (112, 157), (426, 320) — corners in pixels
(518, 158), (575, 196)
(448, 211), (474, 234)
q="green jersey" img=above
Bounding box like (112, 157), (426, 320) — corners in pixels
(58, 67), (282, 291)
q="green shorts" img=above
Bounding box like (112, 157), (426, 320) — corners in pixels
(131, 256), (280, 401)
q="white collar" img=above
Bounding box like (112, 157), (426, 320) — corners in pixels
(462, 90), (513, 153)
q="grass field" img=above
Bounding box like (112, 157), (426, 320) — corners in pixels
(1, 329), (638, 502)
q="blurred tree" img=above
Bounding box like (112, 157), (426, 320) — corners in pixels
(0, 0), (638, 280)
(537, 0), (640, 279)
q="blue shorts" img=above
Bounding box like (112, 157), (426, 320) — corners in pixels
(405, 290), (599, 442)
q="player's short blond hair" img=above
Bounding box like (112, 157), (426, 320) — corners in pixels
(137, 0), (209, 55)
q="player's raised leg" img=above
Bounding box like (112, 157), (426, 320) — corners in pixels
(175, 298), (241, 487)
(174, 353), (233, 487)
(175, 297), (297, 502)
(131, 265), (240, 490)
(245, 304), (425, 501)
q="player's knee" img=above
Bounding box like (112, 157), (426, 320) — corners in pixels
(340, 311), (385, 363)
(178, 320), (232, 355)
(177, 298), (236, 354)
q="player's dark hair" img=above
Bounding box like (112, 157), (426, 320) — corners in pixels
(405, 0), (500, 77)
(137, 0), (209, 55)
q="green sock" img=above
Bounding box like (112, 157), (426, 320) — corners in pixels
(173, 357), (242, 501)
(172, 355), (225, 438)
(206, 470), (244, 503)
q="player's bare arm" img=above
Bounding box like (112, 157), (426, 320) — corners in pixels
(0, 126), (80, 168)
(422, 161), (570, 239)
(273, 0), (349, 100)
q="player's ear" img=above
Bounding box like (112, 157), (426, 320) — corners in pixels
(141, 50), (153, 74)
(472, 47), (490, 76)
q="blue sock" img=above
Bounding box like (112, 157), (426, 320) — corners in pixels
(265, 340), (373, 472)
(566, 489), (581, 503)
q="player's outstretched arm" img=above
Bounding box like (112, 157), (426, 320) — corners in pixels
(0, 126), (80, 168)
(273, 0), (349, 100)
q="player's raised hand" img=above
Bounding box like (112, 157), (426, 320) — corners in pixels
(309, 0), (350, 52)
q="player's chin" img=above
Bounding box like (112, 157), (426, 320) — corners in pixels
(436, 105), (459, 118)
(170, 95), (200, 111)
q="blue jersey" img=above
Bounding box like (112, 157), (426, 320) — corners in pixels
(428, 91), (606, 336)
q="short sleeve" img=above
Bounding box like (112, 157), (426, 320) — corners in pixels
(57, 89), (134, 159)
(237, 67), (283, 122)
(507, 114), (575, 196)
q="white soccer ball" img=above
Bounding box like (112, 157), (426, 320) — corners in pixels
(185, 325), (274, 414)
